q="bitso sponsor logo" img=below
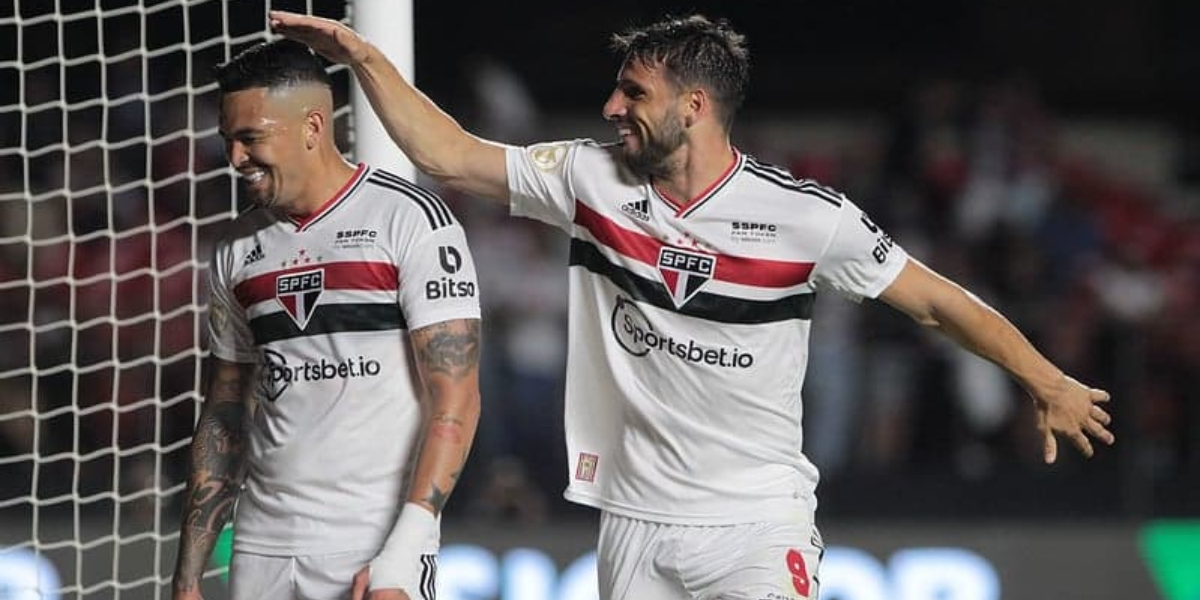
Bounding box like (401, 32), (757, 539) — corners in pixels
(427, 245), (475, 299)
(426, 277), (476, 300)
(610, 296), (753, 369)
(439, 245), (463, 273)
(258, 348), (383, 402)
(657, 246), (715, 307)
(275, 268), (324, 329)
(858, 213), (895, 264)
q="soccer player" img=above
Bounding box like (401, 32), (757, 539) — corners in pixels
(270, 12), (1116, 600)
(171, 40), (481, 600)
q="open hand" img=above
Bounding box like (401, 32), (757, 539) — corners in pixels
(1033, 375), (1114, 463)
(268, 11), (372, 65)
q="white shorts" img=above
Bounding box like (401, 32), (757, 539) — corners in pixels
(598, 512), (824, 600)
(230, 550), (438, 600)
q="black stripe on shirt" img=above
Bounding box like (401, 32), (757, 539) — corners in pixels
(798, 181), (845, 207)
(570, 238), (814, 324)
(370, 170), (454, 228)
(744, 159), (844, 208)
(744, 163), (804, 191)
(249, 303), (406, 345)
(366, 177), (448, 230)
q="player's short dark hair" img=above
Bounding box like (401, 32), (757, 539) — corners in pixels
(214, 38), (331, 94)
(610, 14), (749, 130)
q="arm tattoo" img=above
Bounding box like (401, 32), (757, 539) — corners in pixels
(412, 320), (480, 379)
(173, 361), (252, 591)
(424, 484), (451, 514)
(422, 469), (461, 514)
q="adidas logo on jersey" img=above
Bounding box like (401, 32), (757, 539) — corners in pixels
(620, 198), (650, 221)
(242, 243), (265, 266)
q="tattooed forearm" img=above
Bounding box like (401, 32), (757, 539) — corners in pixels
(424, 483), (451, 513)
(429, 413), (467, 443)
(411, 319), (480, 379)
(183, 402), (246, 529)
(173, 360), (253, 592)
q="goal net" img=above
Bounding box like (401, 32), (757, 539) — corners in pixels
(0, 1), (351, 598)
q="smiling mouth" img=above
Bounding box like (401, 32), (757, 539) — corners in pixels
(239, 169), (267, 184)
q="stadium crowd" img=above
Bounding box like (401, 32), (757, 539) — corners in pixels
(1, 60), (1195, 523)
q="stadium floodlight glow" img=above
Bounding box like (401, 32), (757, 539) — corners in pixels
(0, 548), (61, 600)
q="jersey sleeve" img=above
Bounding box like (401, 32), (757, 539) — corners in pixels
(396, 223), (482, 331)
(206, 240), (258, 363)
(810, 199), (909, 301)
(505, 140), (581, 231)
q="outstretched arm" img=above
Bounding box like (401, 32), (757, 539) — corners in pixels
(172, 357), (255, 600)
(355, 318), (482, 600)
(269, 11), (509, 203)
(879, 258), (1115, 463)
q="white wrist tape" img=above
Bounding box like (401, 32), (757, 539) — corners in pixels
(369, 502), (437, 590)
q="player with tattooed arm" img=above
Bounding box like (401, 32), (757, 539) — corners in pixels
(272, 11), (1114, 600)
(170, 39), (481, 600)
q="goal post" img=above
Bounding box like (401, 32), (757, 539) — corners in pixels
(0, 1), (414, 598)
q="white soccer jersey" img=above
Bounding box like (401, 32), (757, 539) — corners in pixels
(506, 141), (908, 525)
(207, 164), (480, 555)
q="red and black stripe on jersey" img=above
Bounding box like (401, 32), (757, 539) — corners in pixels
(570, 202), (816, 324)
(233, 261), (404, 345)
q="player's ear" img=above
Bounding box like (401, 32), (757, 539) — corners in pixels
(304, 108), (325, 149)
(683, 87), (706, 128)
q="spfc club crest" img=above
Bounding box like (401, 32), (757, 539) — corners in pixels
(276, 268), (325, 329)
(657, 246), (715, 307)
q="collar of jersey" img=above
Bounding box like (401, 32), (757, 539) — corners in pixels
(287, 163), (368, 232)
(651, 148), (743, 219)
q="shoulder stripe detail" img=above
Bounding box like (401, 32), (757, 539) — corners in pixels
(744, 156), (794, 179)
(570, 239), (814, 323)
(744, 157), (844, 207)
(369, 176), (441, 229)
(797, 180), (845, 207)
(372, 169), (453, 225)
(369, 170), (454, 229)
(249, 302), (406, 345)
(744, 163), (804, 192)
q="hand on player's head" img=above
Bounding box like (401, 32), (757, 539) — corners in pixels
(268, 11), (372, 66)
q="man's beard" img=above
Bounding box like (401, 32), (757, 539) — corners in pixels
(621, 113), (686, 180)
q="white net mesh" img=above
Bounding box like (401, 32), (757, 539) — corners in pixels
(0, 1), (351, 598)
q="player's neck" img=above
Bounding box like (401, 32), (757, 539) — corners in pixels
(653, 137), (735, 204)
(288, 158), (359, 217)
